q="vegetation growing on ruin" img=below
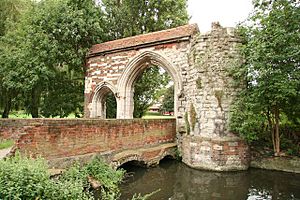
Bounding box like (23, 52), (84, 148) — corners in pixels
(189, 103), (197, 131)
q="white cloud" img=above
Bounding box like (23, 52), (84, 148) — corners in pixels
(188, 0), (253, 32)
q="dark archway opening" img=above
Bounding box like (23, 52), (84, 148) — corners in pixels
(105, 92), (117, 118)
(159, 155), (175, 165)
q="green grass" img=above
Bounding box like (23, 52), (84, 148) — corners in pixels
(8, 110), (80, 119)
(142, 112), (175, 119)
(0, 139), (14, 150)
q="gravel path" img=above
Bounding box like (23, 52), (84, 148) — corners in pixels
(0, 147), (12, 159)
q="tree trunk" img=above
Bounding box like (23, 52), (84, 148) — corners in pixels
(2, 96), (12, 118)
(30, 88), (40, 118)
(274, 106), (280, 156)
(267, 109), (276, 153)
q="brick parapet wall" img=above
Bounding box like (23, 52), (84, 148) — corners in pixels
(0, 119), (176, 161)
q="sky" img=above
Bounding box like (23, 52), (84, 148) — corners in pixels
(188, 0), (253, 32)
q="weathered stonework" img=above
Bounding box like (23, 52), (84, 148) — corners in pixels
(182, 135), (249, 171)
(85, 22), (249, 171)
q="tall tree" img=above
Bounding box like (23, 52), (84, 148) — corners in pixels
(0, 0), (32, 117)
(230, 0), (300, 155)
(0, 0), (107, 118)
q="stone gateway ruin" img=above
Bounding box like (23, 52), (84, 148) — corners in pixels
(0, 23), (249, 171)
(84, 22), (249, 171)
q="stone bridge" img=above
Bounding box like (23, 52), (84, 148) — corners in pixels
(0, 119), (177, 168)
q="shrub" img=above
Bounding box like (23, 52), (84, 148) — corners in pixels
(0, 154), (94, 199)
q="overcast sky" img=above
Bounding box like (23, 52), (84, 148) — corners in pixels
(188, 0), (253, 32)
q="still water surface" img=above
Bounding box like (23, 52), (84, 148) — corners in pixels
(119, 159), (300, 200)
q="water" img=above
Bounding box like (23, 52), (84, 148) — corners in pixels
(119, 159), (300, 200)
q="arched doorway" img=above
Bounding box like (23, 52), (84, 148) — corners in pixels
(91, 82), (117, 118)
(117, 51), (182, 119)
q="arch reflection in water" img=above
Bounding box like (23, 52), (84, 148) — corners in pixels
(119, 160), (300, 200)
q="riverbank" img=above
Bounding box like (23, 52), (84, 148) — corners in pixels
(250, 155), (300, 173)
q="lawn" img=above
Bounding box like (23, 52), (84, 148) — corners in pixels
(142, 112), (175, 119)
(0, 139), (14, 150)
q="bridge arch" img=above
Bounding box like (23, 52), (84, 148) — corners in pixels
(91, 81), (117, 118)
(116, 51), (182, 119)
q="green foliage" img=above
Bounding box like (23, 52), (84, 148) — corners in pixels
(85, 158), (125, 193)
(0, 154), (93, 199)
(0, 154), (50, 199)
(105, 93), (117, 119)
(160, 86), (174, 113)
(0, 154), (129, 199)
(230, 0), (300, 154)
(0, 0), (106, 118)
(133, 66), (170, 118)
(0, 0), (32, 36)
(174, 147), (182, 161)
(0, 139), (14, 150)
(101, 0), (189, 40)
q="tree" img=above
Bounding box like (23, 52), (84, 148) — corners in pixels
(160, 86), (174, 114)
(0, 0), (107, 118)
(101, 0), (189, 40)
(133, 66), (170, 118)
(230, 0), (300, 155)
(0, 0), (32, 118)
(0, 0), (31, 37)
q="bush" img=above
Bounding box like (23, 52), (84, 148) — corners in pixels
(85, 157), (125, 199)
(0, 155), (124, 200)
(0, 154), (49, 199)
(0, 154), (155, 200)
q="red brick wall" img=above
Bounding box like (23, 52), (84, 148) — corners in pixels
(0, 119), (176, 160)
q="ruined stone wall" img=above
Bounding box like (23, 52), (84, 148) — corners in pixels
(0, 119), (176, 167)
(84, 23), (250, 171)
(184, 22), (243, 137)
(180, 23), (249, 171)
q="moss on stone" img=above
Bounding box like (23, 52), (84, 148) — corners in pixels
(190, 103), (197, 131)
(184, 112), (190, 135)
(214, 90), (224, 111)
(196, 77), (202, 89)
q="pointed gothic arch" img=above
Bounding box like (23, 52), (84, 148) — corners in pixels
(116, 51), (182, 119)
(91, 81), (117, 118)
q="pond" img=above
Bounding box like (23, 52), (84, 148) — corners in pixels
(119, 159), (300, 200)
